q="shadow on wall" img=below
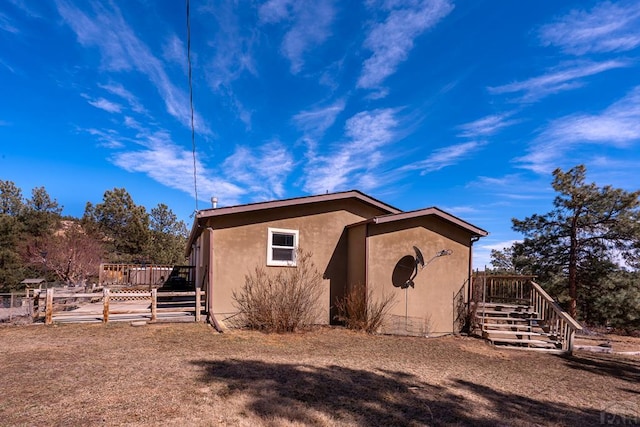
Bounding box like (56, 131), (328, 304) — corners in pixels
(324, 230), (348, 324)
(191, 359), (607, 426)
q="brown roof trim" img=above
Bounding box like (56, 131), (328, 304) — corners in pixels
(185, 190), (401, 255)
(195, 190), (401, 219)
(348, 207), (488, 237)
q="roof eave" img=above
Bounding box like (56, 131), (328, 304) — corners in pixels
(352, 207), (488, 237)
(185, 190), (402, 256)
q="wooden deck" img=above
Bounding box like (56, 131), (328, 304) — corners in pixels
(471, 274), (583, 353)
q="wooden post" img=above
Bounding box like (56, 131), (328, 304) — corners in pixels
(151, 288), (157, 322)
(195, 287), (201, 322)
(45, 288), (53, 325)
(9, 292), (14, 321)
(103, 288), (110, 323)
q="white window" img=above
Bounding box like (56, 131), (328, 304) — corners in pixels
(267, 227), (298, 266)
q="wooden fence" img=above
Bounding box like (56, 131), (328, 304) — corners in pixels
(99, 264), (176, 287)
(31, 288), (205, 324)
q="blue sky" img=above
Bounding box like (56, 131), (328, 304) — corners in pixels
(1, 0), (639, 268)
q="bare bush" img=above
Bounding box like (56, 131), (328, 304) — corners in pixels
(233, 250), (323, 332)
(335, 283), (396, 334)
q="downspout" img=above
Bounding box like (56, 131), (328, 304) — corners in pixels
(364, 222), (370, 296)
(467, 236), (480, 305)
(205, 227), (225, 332)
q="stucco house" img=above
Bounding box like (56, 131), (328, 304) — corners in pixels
(186, 190), (487, 336)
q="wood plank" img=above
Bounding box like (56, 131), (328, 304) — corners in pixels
(45, 293), (98, 298)
(102, 288), (109, 323)
(156, 291), (198, 297)
(151, 289), (157, 322)
(195, 287), (201, 322)
(108, 309), (150, 315)
(110, 292), (152, 297)
(45, 289), (53, 325)
(489, 337), (559, 347)
(156, 307), (197, 313)
(483, 330), (545, 336)
(476, 315), (541, 322)
(481, 323), (532, 330)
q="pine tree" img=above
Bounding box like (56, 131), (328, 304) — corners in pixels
(512, 165), (640, 319)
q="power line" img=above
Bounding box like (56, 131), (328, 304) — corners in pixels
(186, 0), (198, 212)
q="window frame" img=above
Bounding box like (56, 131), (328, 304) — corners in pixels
(267, 227), (299, 267)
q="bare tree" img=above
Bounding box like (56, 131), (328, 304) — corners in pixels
(26, 222), (104, 286)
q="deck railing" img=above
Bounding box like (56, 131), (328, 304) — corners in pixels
(530, 281), (583, 352)
(472, 274), (537, 305)
(472, 273), (583, 352)
(99, 263), (175, 287)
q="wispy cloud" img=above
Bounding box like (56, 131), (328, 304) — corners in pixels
(82, 127), (127, 149)
(403, 141), (485, 175)
(0, 58), (16, 74)
(0, 120), (11, 126)
(488, 60), (629, 102)
(357, 0), (453, 91)
(517, 86), (640, 173)
(467, 174), (552, 202)
(85, 97), (122, 113)
(203, 1), (257, 91)
(111, 129), (245, 204)
(303, 108), (399, 193)
(538, 1), (640, 55)
(480, 240), (520, 252)
(457, 112), (519, 138)
(441, 205), (479, 215)
(98, 82), (147, 114)
(259, 0), (335, 74)
(222, 142), (294, 199)
(198, 1), (256, 128)
(293, 99), (346, 138)
(55, 1), (209, 133)
(473, 239), (522, 270)
(162, 33), (186, 71)
(0, 12), (19, 33)
(7, 0), (43, 19)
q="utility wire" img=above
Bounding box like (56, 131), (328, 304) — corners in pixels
(186, 0), (198, 212)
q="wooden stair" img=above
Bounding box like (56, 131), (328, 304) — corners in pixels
(473, 302), (562, 351)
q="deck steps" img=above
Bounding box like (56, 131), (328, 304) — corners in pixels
(474, 301), (562, 351)
(471, 302), (534, 310)
(483, 330), (545, 336)
(476, 316), (541, 324)
(488, 337), (560, 349)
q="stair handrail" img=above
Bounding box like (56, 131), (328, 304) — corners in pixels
(530, 281), (582, 330)
(530, 280), (582, 352)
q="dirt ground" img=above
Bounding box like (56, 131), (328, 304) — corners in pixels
(574, 332), (640, 353)
(0, 324), (638, 426)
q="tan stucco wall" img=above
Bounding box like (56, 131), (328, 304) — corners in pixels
(346, 224), (367, 293)
(202, 200), (388, 325)
(366, 216), (472, 336)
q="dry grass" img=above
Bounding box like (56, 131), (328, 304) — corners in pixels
(1, 324), (639, 426)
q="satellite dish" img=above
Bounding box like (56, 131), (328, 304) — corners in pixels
(413, 246), (425, 269)
(392, 256), (416, 288)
